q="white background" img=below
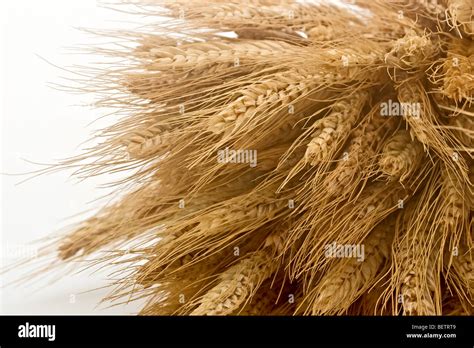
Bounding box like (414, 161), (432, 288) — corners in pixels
(0, 0), (148, 314)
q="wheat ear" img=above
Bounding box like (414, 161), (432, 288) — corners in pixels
(324, 105), (397, 197)
(189, 249), (276, 315)
(207, 69), (317, 135)
(452, 248), (474, 298)
(393, 200), (441, 316)
(441, 38), (474, 102)
(162, 2), (343, 31)
(309, 219), (394, 315)
(237, 280), (281, 315)
(446, 0), (474, 37)
(397, 239), (440, 316)
(305, 90), (369, 165)
(189, 229), (289, 315)
(385, 30), (439, 72)
(124, 124), (174, 159)
(379, 130), (424, 181)
(438, 163), (470, 260)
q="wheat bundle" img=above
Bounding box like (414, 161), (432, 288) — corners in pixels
(25, 0), (474, 316)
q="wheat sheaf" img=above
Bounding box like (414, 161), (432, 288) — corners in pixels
(33, 0), (473, 315)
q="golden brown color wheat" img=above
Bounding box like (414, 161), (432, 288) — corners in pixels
(379, 130), (425, 181)
(17, 0), (474, 317)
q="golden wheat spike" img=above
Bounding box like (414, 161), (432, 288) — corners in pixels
(207, 69), (319, 136)
(190, 249), (277, 315)
(446, 0), (474, 38)
(394, 226), (441, 316)
(390, 168), (444, 316)
(308, 219), (394, 315)
(305, 90), (369, 165)
(324, 103), (398, 197)
(379, 130), (425, 181)
(441, 38), (474, 102)
(237, 280), (282, 315)
(385, 30), (439, 72)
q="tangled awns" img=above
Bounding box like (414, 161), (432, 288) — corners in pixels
(22, 0), (474, 315)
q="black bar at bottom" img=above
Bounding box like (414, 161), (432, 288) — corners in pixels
(0, 316), (472, 346)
